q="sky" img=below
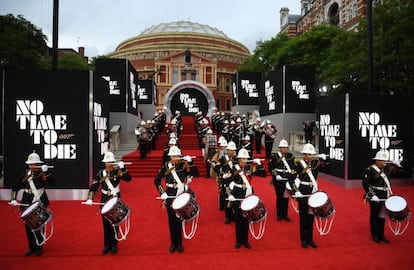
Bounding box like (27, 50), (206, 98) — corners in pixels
(2, 0), (300, 58)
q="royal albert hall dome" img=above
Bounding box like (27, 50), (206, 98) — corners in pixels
(107, 21), (251, 113)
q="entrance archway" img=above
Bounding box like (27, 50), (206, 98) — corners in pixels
(164, 80), (216, 117)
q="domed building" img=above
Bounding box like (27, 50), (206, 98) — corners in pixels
(107, 21), (250, 116)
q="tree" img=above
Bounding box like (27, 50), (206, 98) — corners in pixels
(58, 53), (91, 70)
(0, 14), (48, 69)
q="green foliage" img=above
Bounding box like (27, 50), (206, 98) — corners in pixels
(239, 0), (413, 98)
(57, 53), (91, 70)
(0, 14), (48, 69)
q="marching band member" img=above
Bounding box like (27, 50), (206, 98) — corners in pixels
(10, 151), (55, 256)
(362, 150), (401, 243)
(262, 119), (277, 159)
(209, 138), (228, 210)
(253, 117), (263, 154)
(290, 143), (328, 248)
(136, 120), (150, 159)
(240, 135), (252, 159)
(154, 146), (199, 253)
(84, 151), (131, 255)
(228, 148), (267, 249)
(268, 139), (296, 221)
(214, 141), (238, 224)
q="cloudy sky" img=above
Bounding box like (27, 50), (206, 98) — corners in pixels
(2, 0), (300, 57)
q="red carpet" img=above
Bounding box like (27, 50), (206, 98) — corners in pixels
(1, 116), (413, 269)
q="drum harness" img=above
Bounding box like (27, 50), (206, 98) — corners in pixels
(299, 159), (318, 193)
(370, 165), (393, 197)
(274, 152), (292, 178)
(166, 163), (185, 195)
(25, 171), (45, 203)
(101, 170), (120, 196)
(233, 164), (252, 197)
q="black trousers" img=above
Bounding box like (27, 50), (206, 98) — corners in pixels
(369, 201), (386, 238)
(25, 224), (44, 251)
(298, 198), (314, 242)
(166, 199), (183, 246)
(273, 180), (289, 218)
(265, 141), (273, 159)
(254, 138), (261, 153)
(102, 216), (118, 249)
(232, 202), (249, 244)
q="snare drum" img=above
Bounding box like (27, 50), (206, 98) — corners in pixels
(240, 195), (267, 223)
(101, 197), (130, 225)
(308, 191), (335, 219)
(172, 192), (200, 221)
(20, 201), (53, 231)
(385, 195), (410, 222)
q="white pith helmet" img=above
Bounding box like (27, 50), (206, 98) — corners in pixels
(140, 120), (146, 126)
(243, 135), (250, 141)
(278, 139), (289, 148)
(219, 140), (228, 147)
(169, 133), (176, 138)
(226, 141), (237, 151)
(237, 148), (250, 159)
(168, 138), (177, 145)
(168, 146), (182, 156)
(301, 143), (316, 155)
(218, 136), (226, 144)
(102, 151), (116, 162)
(373, 150), (389, 161)
(25, 151), (43, 164)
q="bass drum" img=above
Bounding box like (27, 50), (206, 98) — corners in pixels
(20, 201), (53, 231)
(101, 197), (130, 225)
(240, 195), (267, 223)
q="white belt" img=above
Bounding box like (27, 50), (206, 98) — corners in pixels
(371, 186), (388, 191)
(275, 169), (290, 173)
(233, 183), (246, 189)
(24, 188), (44, 194)
(300, 181), (314, 186)
(166, 183), (177, 188)
(101, 189), (118, 196)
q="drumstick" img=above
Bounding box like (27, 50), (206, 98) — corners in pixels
(109, 162), (133, 165)
(81, 202), (105, 205)
(292, 194), (312, 198)
(178, 156), (197, 160)
(225, 198), (244, 201)
(33, 165), (54, 168)
(155, 196), (177, 200)
(8, 202), (30, 206)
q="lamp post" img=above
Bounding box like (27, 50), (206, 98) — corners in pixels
(367, 0), (373, 94)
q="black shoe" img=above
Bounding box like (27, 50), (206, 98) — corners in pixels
(307, 240), (318, 248)
(276, 216), (282, 221)
(24, 250), (35, 256)
(224, 218), (233, 224)
(301, 241), (308, 248)
(380, 236), (390, 243)
(283, 216), (291, 222)
(235, 242), (241, 249)
(110, 246), (118, 255)
(35, 248), (43, 256)
(244, 242), (251, 249)
(372, 236), (381, 243)
(101, 247), (110, 255)
(169, 244), (176, 253)
(177, 245), (184, 253)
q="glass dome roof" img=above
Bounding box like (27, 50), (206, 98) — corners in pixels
(140, 21), (228, 38)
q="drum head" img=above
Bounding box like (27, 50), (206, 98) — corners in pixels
(21, 201), (41, 218)
(172, 193), (191, 209)
(101, 197), (118, 214)
(241, 195), (260, 211)
(308, 192), (328, 208)
(385, 196), (407, 212)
